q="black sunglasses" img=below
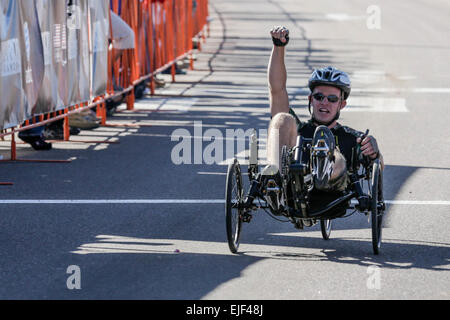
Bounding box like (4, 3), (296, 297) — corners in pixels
(312, 93), (341, 103)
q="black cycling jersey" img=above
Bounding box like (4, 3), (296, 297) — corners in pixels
(289, 108), (365, 168)
(288, 108), (368, 217)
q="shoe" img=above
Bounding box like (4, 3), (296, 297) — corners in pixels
(161, 65), (186, 75)
(18, 133), (37, 144)
(19, 135), (52, 150)
(43, 127), (63, 140)
(70, 127), (81, 135)
(106, 105), (116, 117)
(143, 87), (151, 95)
(153, 76), (166, 88)
(42, 126), (80, 139)
(68, 110), (100, 130)
(30, 137), (52, 150)
(134, 81), (146, 99)
(106, 99), (120, 115)
(176, 59), (189, 69)
(261, 164), (283, 213)
(311, 125), (336, 190)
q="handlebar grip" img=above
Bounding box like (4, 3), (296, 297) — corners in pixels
(356, 129), (372, 167)
(356, 129), (369, 152)
(360, 129), (370, 143)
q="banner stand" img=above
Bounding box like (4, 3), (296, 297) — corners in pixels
(0, 0), (210, 161)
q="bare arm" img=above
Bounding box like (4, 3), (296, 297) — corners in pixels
(268, 27), (290, 117)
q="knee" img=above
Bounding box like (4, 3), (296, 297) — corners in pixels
(270, 112), (297, 131)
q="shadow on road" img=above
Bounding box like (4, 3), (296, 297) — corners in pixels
(1, 0), (449, 300)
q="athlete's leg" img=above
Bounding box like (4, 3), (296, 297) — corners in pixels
(327, 148), (348, 191)
(266, 112), (297, 172)
(312, 125), (348, 191)
(263, 112), (297, 211)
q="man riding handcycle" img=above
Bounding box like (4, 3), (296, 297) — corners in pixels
(225, 27), (386, 255)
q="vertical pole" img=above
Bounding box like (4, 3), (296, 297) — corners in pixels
(11, 129), (16, 161)
(127, 90), (135, 110)
(171, 63), (176, 83)
(189, 52), (194, 71)
(63, 110), (70, 141)
(101, 102), (107, 125)
(96, 100), (102, 118)
(150, 76), (155, 95)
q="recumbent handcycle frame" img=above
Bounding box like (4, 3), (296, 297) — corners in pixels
(225, 130), (385, 255)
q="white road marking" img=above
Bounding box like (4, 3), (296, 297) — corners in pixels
(384, 200), (450, 205)
(0, 199), (449, 205)
(352, 70), (387, 84)
(198, 171), (249, 176)
(218, 152), (269, 166)
(344, 96), (408, 112)
(133, 97), (198, 113)
(410, 88), (450, 93)
(352, 88), (450, 94)
(325, 13), (366, 21)
(197, 172), (227, 175)
(138, 86), (447, 116)
(0, 199), (224, 204)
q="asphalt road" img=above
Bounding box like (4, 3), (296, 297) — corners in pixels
(0, 0), (449, 300)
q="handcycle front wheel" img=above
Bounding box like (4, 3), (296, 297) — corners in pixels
(225, 158), (244, 254)
(320, 219), (332, 240)
(370, 159), (384, 255)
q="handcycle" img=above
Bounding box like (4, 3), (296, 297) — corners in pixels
(225, 130), (385, 255)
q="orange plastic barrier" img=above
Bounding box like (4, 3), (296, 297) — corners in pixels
(110, 0), (209, 100)
(0, 0), (210, 162)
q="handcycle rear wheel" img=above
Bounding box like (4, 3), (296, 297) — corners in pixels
(370, 159), (384, 255)
(320, 219), (332, 240)
(225, 158), (244, 254)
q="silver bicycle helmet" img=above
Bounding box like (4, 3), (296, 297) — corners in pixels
(308, 66), (351, 100)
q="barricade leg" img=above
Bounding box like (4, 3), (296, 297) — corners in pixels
(63, 111), (70, 141)
(127, 90), (135, 111)
(100, 102), (107, 126)
(150, 77), (155, 95)
(0, 126), (71, 163)
(190, 54), (194, 70)
(171, 63), (176, 83)
(11, 129), (16, 161)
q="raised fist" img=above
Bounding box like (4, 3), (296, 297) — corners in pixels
(270, 26), (289, 47)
